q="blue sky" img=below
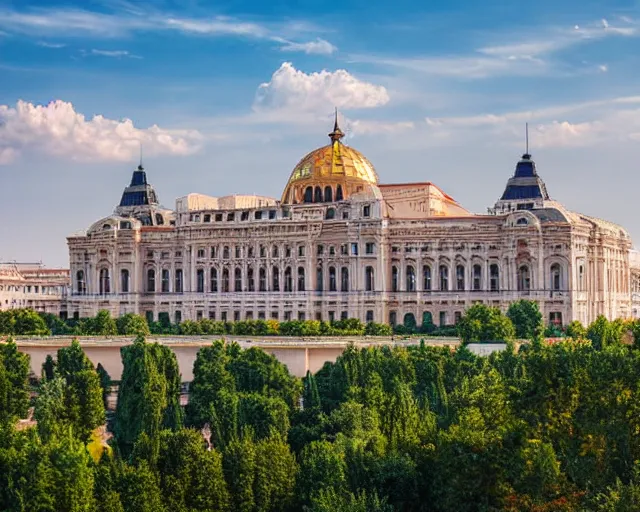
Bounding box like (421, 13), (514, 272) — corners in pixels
(1, 0), (640, 267)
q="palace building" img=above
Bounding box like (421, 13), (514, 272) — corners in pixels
(65, 117), (634, 328)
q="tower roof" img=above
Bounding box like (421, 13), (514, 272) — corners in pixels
(118, 164), (159, 208)
(499, 153), (549, 201)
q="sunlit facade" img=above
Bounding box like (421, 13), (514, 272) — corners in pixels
(66, 118), (633, 327)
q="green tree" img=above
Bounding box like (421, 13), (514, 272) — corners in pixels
(96, 363), (112, 410)
(116, 313), (151, 336)
(457, 304), (515, 343)
(0, 338), (31, 422)
(566, 320), (587, 340)
(507, 300), (544, 339)
(115, 336), (182, 458)
(296, 440), (347, 506)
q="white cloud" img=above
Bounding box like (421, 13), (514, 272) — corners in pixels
(279, 38), (337, 55)
(37, 41), (66, 48)
(347, 119), (414, 135)
(164, 16), (268, 37)
(0, 7), (337, 54)
(253, 62), (390, 113)
(422, 96), (640, 149)
(0, 100), (203, 164)
(89, 49), (140, 58)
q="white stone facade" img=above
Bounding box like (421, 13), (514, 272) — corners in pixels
(65, 124), (634, 327)
(0, 263), (69, 314)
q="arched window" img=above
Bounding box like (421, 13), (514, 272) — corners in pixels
(324, 186), (333, 202)
(329, 267), (337, 292)
(210, 268), (218, 292)
(297, 267), (306, 291)
(284, 267), (292, 292)
(316, 267), (324, 292)
(392, 266), (399, 292)
(406, 266), (416, 292)
(365, 266), (375, 292)
(518, 265), (531, 291)
(196, 268), (205, 293)
(222, 268), (230, 292)
(403, 313), (417, 331)
(120, 269), (130, 293)
(423, 265), (432, 291)
(99, 268), (111, 295)
(314, 186), (323, 203)
(472, 264), (482, 291)
(76, 270), (86, 295)
(439, 265), (449, 291)
(259, 268), (267, 291)
(336, 185), (343, 201)
(146, 269), (155, 293)
(273, 266), (280, 292)
(304, 186), (313, 203)
(272, 245), (279, 258)
(175, 269), (183, 293)
(456, 265), (465, 291)
(550, 263), (562, 291)
(162, 269), (170, 293)
(223, 246), (230, 259)
(235, 268), (242, 292)
(490, 264), (499, 291)
(341, 267), (349, 292)
(247, 267), (255, 292)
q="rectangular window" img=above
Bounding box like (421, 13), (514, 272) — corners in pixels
(246, 311), (254, 320)
(271, 311), (279, 320)
(211, 247), (217, 259)
(298, 246), (305, 257)
(203, 214), (211, 222)
(351, 243), (359, 256)
(317, 245), (324, 255)
(258, 311), (266, 320)
(196, 310), (203, 320)
(340, 311), (348, 320)
(161, 252), (169, 260)
(328, 311), (335, 322)
(161, 269), (170, 293)
(454, 311), (462, 324)
(145, 311), (154, 324)
(340, 244), (348, 255)
(269, 210), (277, 219)
(234, 311), (240, 321)
(227, 212), (235, 222)
(284, 311), (292, 321)
(215, 213), (223, 222)
(298, 311), (306, 321)
(175, 269), (183, 293)
(235, 246), (241, 258)
(366, 310), (374, 323)
(208, 310), (215, 320)
(197, 248), (205, 258)
(221, 311), (227, 322)
(365, 242), (375, 254)
(439, 311), (447, 326)
(174, 311), (182, 324)
(363, 205), (371, 217)
(241, 211), (249, 221)
(254, 211), (262, 220)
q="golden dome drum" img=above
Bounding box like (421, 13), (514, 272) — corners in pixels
(281, 118), (379, 204)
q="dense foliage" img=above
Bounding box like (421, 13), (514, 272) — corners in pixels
(6, 314), (640, 510)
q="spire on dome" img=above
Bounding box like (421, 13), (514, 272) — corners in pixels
(328, 108), (345, 142)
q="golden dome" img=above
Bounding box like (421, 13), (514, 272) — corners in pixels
(281, 117), (379, 204)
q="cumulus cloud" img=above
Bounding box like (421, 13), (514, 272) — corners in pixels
(279, 38), (336, 55)
(347, 119), (414, 135)
(254, 62), (390, 114)
(0, 100), (203, 164)
(421, 96), (640, 149)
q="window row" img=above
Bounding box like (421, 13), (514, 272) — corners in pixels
(390, 264), (500, 292)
